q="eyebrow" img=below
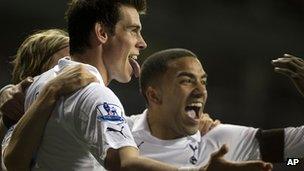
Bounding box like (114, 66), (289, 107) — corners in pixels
(177, 71), (207, 79)
(126, 24), (142, 30)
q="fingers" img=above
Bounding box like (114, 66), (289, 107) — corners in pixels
(272, 58), (302, 72)
(0, 83), (26, 120)
(199, 114), (211, 134)
(1, 102), (24, 121)
(18, 77), (34, 92)
(272, 54), (304, 91)
(211, 144), (228, 159)
(232, 160), (273, 171)
(200, 114), (221, 135)
(206, 146), (273, 171)
(50, 64), (98, 96)
(274, 67), (301, 79)
(0, 92), (24, 121)
(211, 120), (221, 129)
(78, 69), (98, 86)
(66, 64), (98, 87)
(272, 54), (304, 97)
(61, 64), (97, 82)
(263, 162), (273, 171)
(272, 54), (304, 73)
(283, 54), (304, 64)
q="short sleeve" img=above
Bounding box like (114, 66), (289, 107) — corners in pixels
(205, 124), (260, 161)
(284, 126), (304, 159)
(72, 83), (137, 165)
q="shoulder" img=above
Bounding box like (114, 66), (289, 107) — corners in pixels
(74, 83), (125, 119)
(79, 83), (119, 103)
(204, 124), (258, 140)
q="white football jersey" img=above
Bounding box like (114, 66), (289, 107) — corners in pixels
(127, 110), (260, 167)
(22, 58), (136, 170)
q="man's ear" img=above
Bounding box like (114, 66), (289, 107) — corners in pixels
(94, 22), (108, 44)
(146, 86), (162, 105)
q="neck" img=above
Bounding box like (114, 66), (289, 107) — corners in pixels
(71, 48), (110, 86)
(147, 107), (182, 140)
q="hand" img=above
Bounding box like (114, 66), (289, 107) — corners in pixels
(0, 77), (33, 121)
(42, 64), (98, 99)
(199, 113), (220, 136)
(272, 54), (304, 97)
(200, 145), (273, 171)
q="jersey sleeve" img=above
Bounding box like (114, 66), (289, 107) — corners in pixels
(72, 83), (137, 165)
(205, 124), (260, 161)
(284, 125), (304, 159)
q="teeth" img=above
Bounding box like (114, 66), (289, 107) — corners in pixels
(187, 103), (202, 107)
(187, 110), (196, 119)
(129, 55), (138, 60)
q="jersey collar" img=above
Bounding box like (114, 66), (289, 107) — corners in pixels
(132, 109), (150, 133)
(55, 57), (105, 86)
(132, 109), (201, 143)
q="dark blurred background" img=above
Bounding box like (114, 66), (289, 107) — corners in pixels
(0, 0), (303, 170)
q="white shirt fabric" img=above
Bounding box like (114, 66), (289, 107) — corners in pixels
(126, 110), (260, 167)
(284, 125), (304, 158)
(127, 110), (304, 167)
(7, 58), (136, 171)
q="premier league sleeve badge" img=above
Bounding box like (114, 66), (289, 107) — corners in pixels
(96, 102), (124, 123)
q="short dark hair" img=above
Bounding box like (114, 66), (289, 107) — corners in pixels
(140, 48), (198, 101)
(66, 0), (147, 55)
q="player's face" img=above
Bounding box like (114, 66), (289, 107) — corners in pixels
(161, 57), (207, 137)
(103, 5), (147, 83)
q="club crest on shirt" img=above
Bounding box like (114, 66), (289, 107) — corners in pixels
(96, 102), (124, 122)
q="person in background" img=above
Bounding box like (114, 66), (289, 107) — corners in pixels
(0, 29), (75, 171)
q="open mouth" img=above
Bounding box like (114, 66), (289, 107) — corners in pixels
(185, 103), (202, 121)
(129, 55), (138, 60)
(128, 55), (140, 78)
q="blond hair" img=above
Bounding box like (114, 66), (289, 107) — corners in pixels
(12, 29), (69, 84)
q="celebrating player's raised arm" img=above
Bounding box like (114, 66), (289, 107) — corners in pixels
(270, 54), (304, 160)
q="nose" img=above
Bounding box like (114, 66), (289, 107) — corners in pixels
(192, 82), (207, 99)
(136, 34), (147, 50)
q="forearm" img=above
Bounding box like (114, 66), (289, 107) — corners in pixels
(0, 117), (7, 171)
(117, 147), (179, 171)
(3, 86), (58, 170)
(121, 156), (179, 171)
